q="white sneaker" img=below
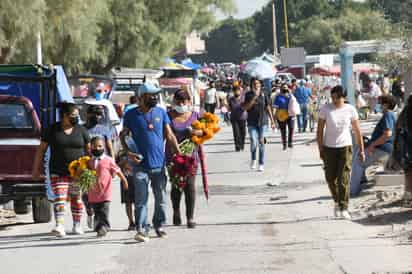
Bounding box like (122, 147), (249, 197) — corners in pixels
(87, 215), (94, 230)
(334, 204), (341, 218)
(72, 223), (84, 235)
(341, 210), (352, 220)
(250, 160), (257, 170)
(258, 165), (264, 172)
(135, 232), (150, 243)
(53, 225), (66, 238)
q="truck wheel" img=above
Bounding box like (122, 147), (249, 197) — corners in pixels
(32, 197), (52, 223)
(14, 200), (29, 214)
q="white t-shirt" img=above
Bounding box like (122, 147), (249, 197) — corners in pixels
(205, 88), (217, 104)
(319, 103), (359, 148)
(370, 82), (382, 98)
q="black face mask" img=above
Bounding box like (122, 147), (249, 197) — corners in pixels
(146, 96), (158, 108)
(69, 116), (80, 126)
(234, 93), (241, 98)
(89, 115), (100, 126)
(91, 149), (105, 157)
(281, 89), (289, 94)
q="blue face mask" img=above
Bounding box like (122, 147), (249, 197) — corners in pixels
(174, 105), (190, 114)
(95, 92), (104, 100)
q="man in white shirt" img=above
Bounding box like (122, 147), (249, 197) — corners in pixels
(204, 81), (218, 114)
(363, 79), (382, 114)
(317, 85), (365, 220)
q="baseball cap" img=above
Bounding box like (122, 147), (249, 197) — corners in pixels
(138, 83), (161, 96)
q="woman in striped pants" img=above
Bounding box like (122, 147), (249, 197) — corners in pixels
(33, 103), (91, 237)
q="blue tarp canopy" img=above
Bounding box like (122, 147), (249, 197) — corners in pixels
(181, 58), (202, 70)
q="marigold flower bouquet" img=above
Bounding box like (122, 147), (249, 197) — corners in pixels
(68, 156), (97, 193)
(168, 112), (220, 191)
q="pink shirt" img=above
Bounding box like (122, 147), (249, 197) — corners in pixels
(88, 156), (120, 203)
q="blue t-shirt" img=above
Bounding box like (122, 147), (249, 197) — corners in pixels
(273, 94), (290, 110)
(123, 107), (171, 170)
(294, 86), (311, 105)
(368, 111), (396, 153)
(87, 124), (112, 141)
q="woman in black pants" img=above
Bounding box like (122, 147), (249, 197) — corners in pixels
(273, 85), (296, 150)
(228, 87), (247, 151)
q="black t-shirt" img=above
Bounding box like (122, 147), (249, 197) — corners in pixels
(41, 122), (90, 176)
(244, 91), (270, 127)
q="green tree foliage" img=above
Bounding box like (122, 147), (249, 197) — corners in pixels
(42, 0), (107, 74)
(368, 0), (412, 25)
(205, 17), (260, 63)
(0, 0), (45, 63)
(294, 9), (395, 54)
(1, 0), (234, 74)
(205, 0), (396, 62)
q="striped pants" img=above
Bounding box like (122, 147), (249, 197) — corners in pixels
(51, 176), (83, 225)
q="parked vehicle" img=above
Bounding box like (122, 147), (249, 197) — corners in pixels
(110, 67), (168, 113)
(0, 65), (73, 223)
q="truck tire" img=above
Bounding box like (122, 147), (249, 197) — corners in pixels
(14, 200), (29, 214)
(32, 197), (52, 223)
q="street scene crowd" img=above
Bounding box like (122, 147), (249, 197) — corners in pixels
(3, 0), (412, 273)
(23, 64), (412, 243)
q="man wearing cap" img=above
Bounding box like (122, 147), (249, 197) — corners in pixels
(294, 80), (312, 133)
(121, 83), (180, 242)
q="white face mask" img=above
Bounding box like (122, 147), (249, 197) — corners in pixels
(174, 104), (190, 114)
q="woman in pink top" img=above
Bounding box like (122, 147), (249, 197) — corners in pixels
(88, 136), (128, 237)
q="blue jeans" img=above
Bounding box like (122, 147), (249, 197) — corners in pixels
(297, 103), (308, 132)
(134, 167), (167, 232)
(350, 147), (390, 196)
(248, 125), (267, 165)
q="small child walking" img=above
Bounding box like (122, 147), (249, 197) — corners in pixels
(88, 136), (128, 237)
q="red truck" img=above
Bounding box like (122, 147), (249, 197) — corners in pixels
(0, 65), (74, 223)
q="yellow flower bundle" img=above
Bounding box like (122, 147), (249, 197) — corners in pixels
(68, 156), (97, 193)
(191, 112), (221, 145)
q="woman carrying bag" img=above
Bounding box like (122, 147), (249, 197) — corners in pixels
(273, 84), (300, 150)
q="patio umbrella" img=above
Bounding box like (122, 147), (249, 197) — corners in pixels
(198, 145), (209, 201)
(244, 59), (276, 80)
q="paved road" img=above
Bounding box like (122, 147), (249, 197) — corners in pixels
(1, 125), (412, 274)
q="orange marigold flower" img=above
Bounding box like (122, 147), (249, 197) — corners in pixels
(213, 127), (221, 133)
(192, 120), (202, 129)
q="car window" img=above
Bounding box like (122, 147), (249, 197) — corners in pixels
(0, 103), (33, 129)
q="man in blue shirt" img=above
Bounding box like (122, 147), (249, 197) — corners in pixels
(294, 80), (312, 133)
(350, 95), (397, 196)
(122, 83), (180, 242)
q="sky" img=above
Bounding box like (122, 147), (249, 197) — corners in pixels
(217, 0), (269, 20)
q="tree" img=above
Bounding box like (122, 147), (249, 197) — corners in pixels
(1, 0), (234, 73)
(0, 0), (45, 63)
(368, 0), (412, 25)
(42, 0), (108, 74)
(293, 9), (395, 54)
(88, 0), (235, 73)
(203, 0), (396, 62)
(205, 17), (259, 63)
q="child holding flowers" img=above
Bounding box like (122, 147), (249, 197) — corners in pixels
(87, 136), (129, 237)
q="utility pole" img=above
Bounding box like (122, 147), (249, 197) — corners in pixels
(36, 32), (42, 65)
(282, 0), (289, 48)
(272, 0), (279, 56)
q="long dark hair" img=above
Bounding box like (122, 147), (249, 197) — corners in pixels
(58, 102), (78, 117)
